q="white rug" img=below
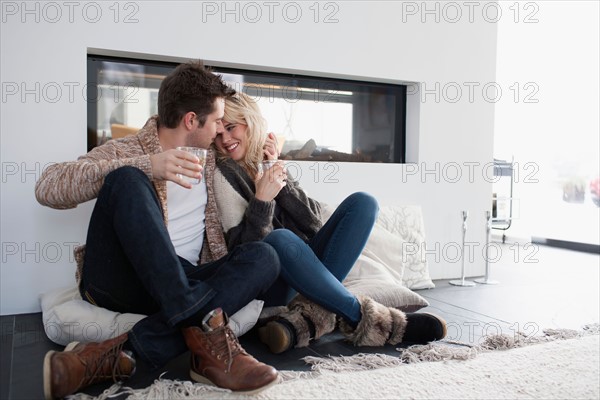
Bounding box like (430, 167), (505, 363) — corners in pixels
(74, 327), (600, 400)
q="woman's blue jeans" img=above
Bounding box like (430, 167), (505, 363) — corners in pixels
(262, 192), (379, 325)
(80, 167), (280, 369)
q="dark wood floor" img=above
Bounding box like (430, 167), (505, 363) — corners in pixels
(1, 244), (598, 399)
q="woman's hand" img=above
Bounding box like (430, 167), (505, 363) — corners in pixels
(150, 149), (202, 189)
(255, 161), (287, 201)
(263, 132), (279, 161)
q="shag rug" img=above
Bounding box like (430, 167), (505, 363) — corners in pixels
(72, 324), (600, 400)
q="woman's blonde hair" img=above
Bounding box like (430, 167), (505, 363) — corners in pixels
(219, 91), (267, 179)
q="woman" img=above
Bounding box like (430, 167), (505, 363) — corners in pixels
(213, 92), (445, 353)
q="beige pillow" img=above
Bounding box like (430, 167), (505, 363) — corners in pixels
(344, 223), (405, 284)
(344, 279), (429, 313)
(319, 201), (429, 312)
(377, 205), (435, 289)
(320, 202), (435, 290)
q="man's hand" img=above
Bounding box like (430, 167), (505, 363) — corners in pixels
(150, 149), (202, 189)
(255, 161), (286, 201)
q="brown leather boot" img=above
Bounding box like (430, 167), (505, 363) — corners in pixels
(182, 309), (279, 394)
(43, 333), (135, 400)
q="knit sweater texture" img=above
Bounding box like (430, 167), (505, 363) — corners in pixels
(213, 157), (323, 250)
(35, 116), (228, 283)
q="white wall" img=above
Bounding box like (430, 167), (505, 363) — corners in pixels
(1, 1), (498, 315)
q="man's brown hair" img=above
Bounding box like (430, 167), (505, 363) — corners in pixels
(158, 61), (235, 128)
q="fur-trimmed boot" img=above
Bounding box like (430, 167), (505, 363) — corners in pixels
(339, 296), (447, 346)
(258, 295), (336, 354)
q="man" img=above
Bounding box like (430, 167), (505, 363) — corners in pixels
(35, 61), (281, 399)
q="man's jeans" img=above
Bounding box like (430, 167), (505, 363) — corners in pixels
(262, 192), (379, 325)
(80, 167), (280, 369)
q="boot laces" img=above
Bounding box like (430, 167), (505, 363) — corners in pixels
(80, 341), (129, 387)
(207, 326), (244, 372)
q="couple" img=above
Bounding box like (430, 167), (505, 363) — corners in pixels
(36, 61), (445, 399)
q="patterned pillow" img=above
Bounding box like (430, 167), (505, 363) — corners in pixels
(343, 279), (429, 312)
(320, 201), (434, 312)
(376, 205), (435, 290)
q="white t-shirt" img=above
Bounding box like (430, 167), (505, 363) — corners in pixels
(166, 180), (207, 265)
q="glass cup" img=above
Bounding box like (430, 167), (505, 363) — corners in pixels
(262, 159), (278, 171)
(176, 147), (207, 185)
(259, 159), (284, 182)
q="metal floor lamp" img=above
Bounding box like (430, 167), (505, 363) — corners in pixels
(475, 210), (500, 285)
(450, 211), (476, 287)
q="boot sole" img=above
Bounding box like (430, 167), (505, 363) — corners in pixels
(43, 341), (80, 400)
(189, 369), (281, 394)
(258, 324), (292, 354)
(43, 350), (55, 400)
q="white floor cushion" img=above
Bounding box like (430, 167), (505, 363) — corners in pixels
(40, 286), (263, 346)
